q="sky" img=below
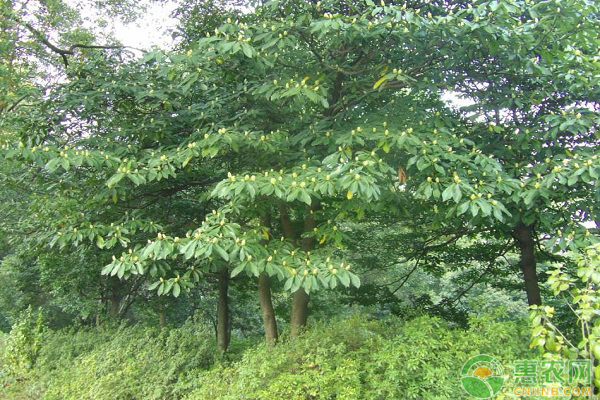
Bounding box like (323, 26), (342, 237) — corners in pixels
(71, 0), (179, 51)
(111, 2), (179, 50)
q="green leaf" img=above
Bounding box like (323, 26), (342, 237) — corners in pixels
(241, 43), (254, 58)
(452, 184), (462, 203)
(457, 201), (469, 216)
(290, 276), (302, 293)
(45, 158), (61, 172)
(469, 201), (479, 217)
(283, 276), (294, 291)
(164, 280), (174, 294)
(442, 184), (455, 202)
(339, 271), (350, 287)
(214, 244), (229, 261)
(117, 263), (126, 279)
(231, 264), (245, 277)
(101, 264), (113, 275)
(298, 190), (312, 205)
(106, 173), (125, 187)
(181, 240), (197, 260)
(479, 200), (492, 216)
(287, 188), (300, 202)
(493, 206), (504, 221)
(349, 272), (361, 288)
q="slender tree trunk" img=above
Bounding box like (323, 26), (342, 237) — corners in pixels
(96, 299), (103, 328)
(158, 304), (167, 327)
(258, 213), (278, 344)
(108, 292), (121, 321)
(216, 268), (230, 352)
(258, 273), (278, 344)
(513, 222), (542, 306)
(289, 204), (318, 337)
(290, 289), (310, 336)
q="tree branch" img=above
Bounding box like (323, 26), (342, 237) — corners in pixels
(449, 239), (514, 305)
(20, 20), (124, 67)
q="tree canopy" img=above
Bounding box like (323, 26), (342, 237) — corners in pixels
(1, 0), (598, 358)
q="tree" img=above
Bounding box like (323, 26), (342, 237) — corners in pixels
(392, 0), (599, 306)
(4, 0), (598, 349)
(0, 0), (169, 329)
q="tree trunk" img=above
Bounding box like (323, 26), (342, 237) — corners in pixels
(159, 305), (167, 327)
(513, 222), (542, 306)
(95, 299), (103, 328)
(290, 288), (310, 337)
(258, 273), (278, 344)
(108, 292), (121, 321)
(216, 268), (230, 352)
(289, 204), (318, 337)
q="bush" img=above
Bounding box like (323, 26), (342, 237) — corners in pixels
(184, 314), (536, 400)
(1, 320), (220, 399)
(0, 306), (44, 380)
(2, 313), (542, 399)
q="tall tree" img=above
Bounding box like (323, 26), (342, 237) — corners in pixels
(4, 0), (598, 345)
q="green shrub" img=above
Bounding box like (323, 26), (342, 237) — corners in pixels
(39, 322), (217, 399)
(0, 320), (220, 399)
(184, 314), (536, 400)
(2, 313), (543, 400)
(0, 306), (44, 380)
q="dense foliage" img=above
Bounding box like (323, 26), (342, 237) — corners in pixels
(1, 314), (537, 400)
(0, 0), (598, 398)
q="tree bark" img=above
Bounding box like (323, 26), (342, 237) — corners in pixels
(158, 304), (167, 327)
(289, 204), (318, 337)
(512, 222), (542, 306)
(95, 299), (103, 328)
(258, 273), (278, 344)
(216, 268), (231, 352)
(258, 213), (279, 344)
(290, 288), (310, 336)
(108, 291), (121, 321)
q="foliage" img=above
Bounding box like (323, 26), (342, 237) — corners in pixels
(177, 314), (536, 400)
(0, 0), (598, 396)
(530, 243), (600, 387)
(3, 0), (597, 311)
(1, 313), (540, 400)
(0, 306), (44, 380)
(1, 320), (225, 399)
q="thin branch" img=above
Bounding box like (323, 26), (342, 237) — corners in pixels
(20, 19), (126, 67)
(422, 229), (471, 252)
(1, 94), (29, 114)
(391, 255), (422, 294)
(449, 239), (515, 305)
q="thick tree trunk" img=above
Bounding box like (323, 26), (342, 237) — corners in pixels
(258, 213), (278, 344)
(513, 222), (542, 306)
(216, 268), (230, 352)
(258, 273), (278, 344)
